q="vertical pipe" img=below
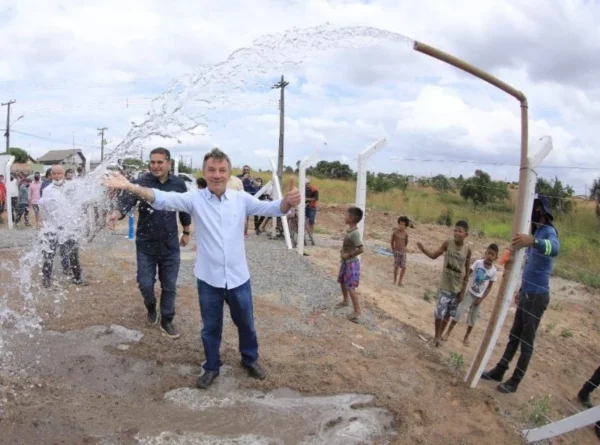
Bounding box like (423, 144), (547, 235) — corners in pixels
(355, 139), (387, 242)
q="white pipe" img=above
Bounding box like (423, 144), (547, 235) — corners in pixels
(297, 150), (320, 256)
(254, 180), (272, 200)
(85, 152), (92, 173)
(355, 138), (387, 241)
(5, 155), (15, 230)
(523, 405), (600, 442)
(270, 159), (292, 249)
(467, 136), (553, 388)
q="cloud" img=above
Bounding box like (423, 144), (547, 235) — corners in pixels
(1, 0), (599, 196)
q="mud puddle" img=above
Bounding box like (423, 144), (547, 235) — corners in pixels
(0, 325), (395, 444)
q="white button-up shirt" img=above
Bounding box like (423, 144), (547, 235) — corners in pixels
(152, 187), (285, 289)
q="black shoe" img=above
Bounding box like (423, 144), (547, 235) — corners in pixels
(497, 377), (520, 394)
(146, 304), (159, 326)
(42, 278), (51, 289)
(196, 371), (219, 389)
(160, 319), (180, 339)
(241, 361), (267, 380)
(481, 366), (505, 382)
(578, 389), (593, 409)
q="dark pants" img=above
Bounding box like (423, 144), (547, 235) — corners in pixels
(254, 216), (265, 231)
(497, 291), (549, 381)
(14, 203), (29, 225)
(42, 234), (81, 282)
(10, 197), (17, 222)
(582, 366), (600, 394)
(136, 249), (180, 321)
(197, 279), (258, 372)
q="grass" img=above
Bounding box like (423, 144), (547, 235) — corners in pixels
(545, 322), (556, 334)
(448, 352), (465, 372)
(549, 302), (562, 311)
(523, 395), (552, 427)
(423, 290), (435, 303)
(304, 177), (600, 289)
(560, 328), (574, 338)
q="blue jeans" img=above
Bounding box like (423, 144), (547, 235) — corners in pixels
(197, 279), (259, 372)
(136, 249), (180, 321)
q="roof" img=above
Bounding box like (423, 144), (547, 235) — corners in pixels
(37, 149), (85, 163)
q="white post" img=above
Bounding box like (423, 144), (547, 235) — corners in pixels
(270, 159), (292, 249)
(466, 136), (553, 387)
(174, 159), (179, 176)
(254, 180), (272, 200)
(523, 405), (600, 442)
(297, 151), (320, 256)
(85, 153), (92, 173)
(3, 155), (15, 230)
(355, 138), (387, 241)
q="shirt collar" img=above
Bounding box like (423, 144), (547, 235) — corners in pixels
(204, 187), (230, 202)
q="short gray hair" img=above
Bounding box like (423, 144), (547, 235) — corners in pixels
(203, 147), (232, 171)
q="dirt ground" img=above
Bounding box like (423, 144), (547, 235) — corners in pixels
(0, 204), (599, 444)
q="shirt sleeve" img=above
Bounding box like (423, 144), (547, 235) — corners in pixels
(243, 192), (285, 217)
(534, 227), (560, 257)
(351, 229), (363, 248)
(177, 182), (192, 227)
(117, 178), (140, 217)
(490, 267), (498, 281)
(152, 189), (195, 214)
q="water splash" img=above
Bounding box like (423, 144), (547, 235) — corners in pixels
(0, 24), (414, 342)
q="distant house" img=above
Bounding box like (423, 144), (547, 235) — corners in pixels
(37, 149), (86, 168)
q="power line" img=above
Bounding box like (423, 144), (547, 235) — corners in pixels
(389, 157), (600, 171)
(10, 129), (99, 149)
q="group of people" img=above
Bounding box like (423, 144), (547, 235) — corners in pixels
(103, 147), (302, 389)
(0, 166), (84, 228)
(16, 146), (597, 439)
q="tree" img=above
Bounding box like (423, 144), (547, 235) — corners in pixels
(307, 160), (354, 180)
(177, 161), (192, 174)
(590, 178), (600, 200)
(460, 170), (510, 208)
(535, 177), (574, 214)
(122, 158), (147, 170)
(8, 147), (30, 163)
(431, 174), (453, 194)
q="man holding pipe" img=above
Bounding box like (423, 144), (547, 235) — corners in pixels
(102, 147), (301, 389)
(481, 195), (559, 393)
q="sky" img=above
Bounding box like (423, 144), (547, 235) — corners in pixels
(1, 0), (599, 195)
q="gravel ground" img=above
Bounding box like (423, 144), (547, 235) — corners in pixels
(0, 227), (38, 249)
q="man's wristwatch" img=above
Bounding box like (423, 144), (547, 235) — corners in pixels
(182, 231), (191, 236)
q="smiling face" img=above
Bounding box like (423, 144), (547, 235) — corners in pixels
(203, 157), (231, 197)
(150, 152), (171, 182)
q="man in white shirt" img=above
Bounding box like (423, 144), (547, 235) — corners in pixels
(39, 165), (86, 287)
(103, 148), (301, 389)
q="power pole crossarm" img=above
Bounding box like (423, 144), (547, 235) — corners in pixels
(2, 100), (16, 154)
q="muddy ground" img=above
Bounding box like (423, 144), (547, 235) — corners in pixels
(0, 203), (599, 444)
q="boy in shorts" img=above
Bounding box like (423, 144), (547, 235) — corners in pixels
(417, 220), (471, 347)
(391, 216), (409, 286)
(442, 243), (499, 346)
(337, 206), (364, 323)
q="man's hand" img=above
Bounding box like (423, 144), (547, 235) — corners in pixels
(473, 298), (482, 307)
(106, 210), (122, 230)
(101, 172), (131, 190)
(455, 291), (463, 303)
(281, 178), (301, 212)
(180, 233), (190, 247)
(512, 233), (534, 249)
(340, 252), (348, 261)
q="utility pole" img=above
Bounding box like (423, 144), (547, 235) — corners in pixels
(2, 100), (16, 154)
(97, 127), (107, 161)
(272, 75), (289, 186)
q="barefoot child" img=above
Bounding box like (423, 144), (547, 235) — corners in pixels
(442, 243), (499, 346)
(391, 216), (409, 286)
(337, 206), (364, 322)
(416, 220), (471, 346)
